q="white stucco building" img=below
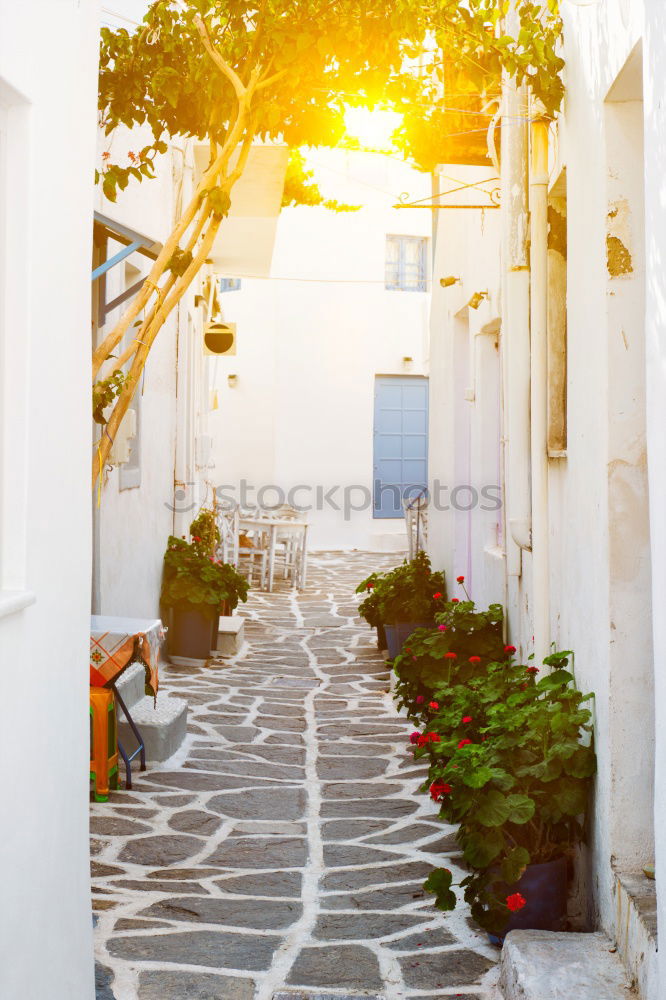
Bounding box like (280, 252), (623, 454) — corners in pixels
(0, 1), (100, 996)
(209, 149), (432, 551)
(427, 2), (666, 995)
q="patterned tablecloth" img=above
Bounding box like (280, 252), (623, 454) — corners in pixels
(90, 616), (162, 702)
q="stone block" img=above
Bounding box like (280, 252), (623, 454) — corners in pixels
(213, 615), (245, 657)
(115, 661), (146, 710)
(499, 930), (636, 1000)
(118, 696), (187, 763)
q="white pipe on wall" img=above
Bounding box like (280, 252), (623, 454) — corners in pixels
(529, 110), (551, 664)
(501, 76), (532, 574)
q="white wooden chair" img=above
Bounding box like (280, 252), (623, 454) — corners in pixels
(216, 506), (269, 590)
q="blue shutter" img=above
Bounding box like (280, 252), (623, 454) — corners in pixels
(373, 376), (429, 518)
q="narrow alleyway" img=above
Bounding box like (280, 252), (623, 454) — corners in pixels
(93, 553), (497, 999)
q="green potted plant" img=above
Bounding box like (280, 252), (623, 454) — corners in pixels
(355, 572), (387, 649)
(394, 581), (506, 715)
(372, 551), (447, 658)
(161, 511), (249, 659)
(413, 651), (596, 942)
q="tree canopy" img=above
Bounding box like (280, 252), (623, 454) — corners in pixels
(93, 0), (563, 488)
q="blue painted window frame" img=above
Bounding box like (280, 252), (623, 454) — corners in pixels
(385, 235), (428, 292)
(220, 278), (242, 292)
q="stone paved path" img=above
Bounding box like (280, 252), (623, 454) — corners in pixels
(92, 552), (497, 999)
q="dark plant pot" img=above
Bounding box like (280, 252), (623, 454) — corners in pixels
(169, 604), (217, 659)
(377, 623), (388, 650)
(384, 621), (433, 659)
(487, 856), (568, 946)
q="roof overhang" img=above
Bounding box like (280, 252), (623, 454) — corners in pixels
(193, 143), (289, 277)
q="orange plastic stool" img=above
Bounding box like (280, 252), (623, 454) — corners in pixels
(89, 687), (119, 802)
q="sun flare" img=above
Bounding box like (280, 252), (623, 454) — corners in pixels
(343, 107), (403, 151)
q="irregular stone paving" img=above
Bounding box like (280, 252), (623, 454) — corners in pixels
(92, 552), (497, 999)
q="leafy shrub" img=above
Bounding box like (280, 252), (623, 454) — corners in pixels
(411, 650), (596, 934)
(394, 592), (505, 716)
(161, 535), (248, 611)
(355, 551), (446, 627)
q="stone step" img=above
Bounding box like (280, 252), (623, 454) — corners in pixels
(499, 930), (638, 999)
(114, 662), (146, 711)
(213, 614), (245, 657)
(117, 695), (187, 763)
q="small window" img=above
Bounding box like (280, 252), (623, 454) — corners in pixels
(220, 277), (242, 293)
(385, 236), (428, 292)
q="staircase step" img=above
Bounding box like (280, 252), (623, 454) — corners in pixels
(118, 695), (187, 763)
(499, 930), (637, 999)
(213, 614), (245, 657)
(115, 662), (146, 711)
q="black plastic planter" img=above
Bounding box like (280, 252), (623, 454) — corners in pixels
(169, 604), (217, 659)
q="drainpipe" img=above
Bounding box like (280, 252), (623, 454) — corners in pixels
(501, 75), (532, 573)
(529, 106), (551, 664)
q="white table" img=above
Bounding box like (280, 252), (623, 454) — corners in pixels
(237, 517), (309, 592)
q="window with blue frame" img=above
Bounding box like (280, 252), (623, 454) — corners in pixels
(385, 235), (428, 292)
(219, 277), (242, 292)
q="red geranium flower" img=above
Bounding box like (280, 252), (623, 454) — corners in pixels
(367, 582), (374, 590)
(506, 893), (527, 912)
(430, 733), (441, 743)
(469, 655), (481, 664)
(451, 598), (459, 604)
(430, 780), (452, 801)
(526, 666), (539, 675)
(429, 701), (439, 710)
(409, 732), (420, 745)
(504, 644), (516, 655)
(444, 652), (457, 660)
(462, 715), (472, 724)
(458, 738), (472, 749)
(438, 624), (448, 632)
(457, 575), (465, 583)
(433, 591), (443, 600)
(416, 695), (425, 704)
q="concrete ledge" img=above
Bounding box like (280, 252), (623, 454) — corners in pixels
(118, 696), (188, 762)
(615, 872), (658, 1000)
(499, 930), (636, 999)
(213, 615), (245, 657)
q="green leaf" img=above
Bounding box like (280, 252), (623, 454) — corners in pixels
(462, 828), (504, 868)
(463, 766), (494, 789)
(505, 794), (535, 825)
(473, 789), (510, 827)
(424, 867), (456, 910)
(500, 846), (530, 884)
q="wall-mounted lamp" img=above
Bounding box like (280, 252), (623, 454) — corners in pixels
(227, 373), (238, 388)
(467, 291), (489, 310)
(439, 276), (461, 288)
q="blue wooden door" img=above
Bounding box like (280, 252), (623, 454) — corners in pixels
(373, 376), (429, 518)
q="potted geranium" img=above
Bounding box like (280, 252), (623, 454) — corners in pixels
(161, 511), (249, 659)
(355, 572), (387, 649)
(394, 582), (506, 716)
(371, 551), (446, 658)
(413, 650), (596, 942)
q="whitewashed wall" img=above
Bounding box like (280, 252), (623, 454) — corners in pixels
(0, 1), (99, 997)
(93, 127), (213, 618)
(209, 149), (432, 550)
(427, 3), (665, 994)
